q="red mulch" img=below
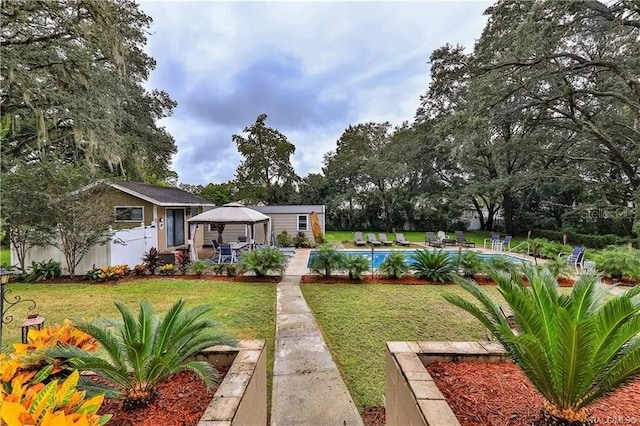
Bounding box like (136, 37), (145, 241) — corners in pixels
(362, 362), (640, 426)
(20, 274), (279, 285)
(425, 361), (640, 426)
(97, 369), (227, 426)
(602, 277), (640, 287)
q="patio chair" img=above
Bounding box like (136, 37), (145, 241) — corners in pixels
(438, 231), (457, 246)
(217, 243), (236, 264)
(354, 232), (367, 246)
(395, 233), (411, 246)
(559, 246), (585, 274)
(455, 231), (475, 247)
(496, 235), (512, 252)
(367, 233), (381, 246)
(379, 233), (394, 246)
(425, 232), (445, 248)
(483, 233), (500, 250)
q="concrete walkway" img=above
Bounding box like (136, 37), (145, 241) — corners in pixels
(272, 252), (363, 426)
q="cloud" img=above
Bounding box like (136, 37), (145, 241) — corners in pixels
(139, 0), (493, 185)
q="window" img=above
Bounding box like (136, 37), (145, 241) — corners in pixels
(297, 214), (308, 231)
(115, 206), (143, 222)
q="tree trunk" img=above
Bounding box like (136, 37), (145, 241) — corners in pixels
(472, 199), (486, 230)
(503, 191), (515, 235)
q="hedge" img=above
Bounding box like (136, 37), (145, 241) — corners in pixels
(531, 229), (639, 249)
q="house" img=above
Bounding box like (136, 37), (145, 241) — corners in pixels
(13, 182), (215, 274)
(203, 205), (326, 244)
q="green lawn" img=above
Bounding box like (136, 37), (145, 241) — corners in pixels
(1, 278), (276, 376)
(325, 230), (529, 250)
(301, 284), (506, 412)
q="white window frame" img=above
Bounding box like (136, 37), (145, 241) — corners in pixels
(114, 206), (144, 222)
(297, 214), (309, 231)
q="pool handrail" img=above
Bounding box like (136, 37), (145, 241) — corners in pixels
(508, 241), (530, 256)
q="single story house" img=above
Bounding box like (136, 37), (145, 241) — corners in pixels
(203, 205), (326, 245)
(14, 182), (215, 274)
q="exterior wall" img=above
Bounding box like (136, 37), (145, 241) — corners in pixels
(104, 188), (155, 229)
(195, 340), (267, 425)
(386, 341), (510, 426)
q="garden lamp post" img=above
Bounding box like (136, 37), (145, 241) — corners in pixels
(0, 266), (37, 350)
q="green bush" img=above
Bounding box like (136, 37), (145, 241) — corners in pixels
(532, 229), (638, 249)
(49, 299), (236, 408)
(531, 238), (566, 259)
(542, 257), (572, 279)
(211, 263), (225, 275)
(310, 244), (346, 277)
(20, 259), (61, 282)
(457, 251), (482, 278)
(239, 246), (287, 277)
(379, 251), (409, 279)
(446, 266), (640, 423)
(595, 248), (640, 280)
(294, 232), (313, 248)
(189, 260), (210, 276)
(142, 247), (162, 275)
(342, 255), (370, 281)
(277, 231), (295, 247)
(410, 249), (456, 283)
(482, 256), (521, 276)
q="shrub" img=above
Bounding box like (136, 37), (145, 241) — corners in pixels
(457, 251), (482, 278)
(533, 229), (638, 249)
(342, 255), (370, 281)
(159, 263), (175, 275)
(142, 247), (162, 275)
(277, 231), (294, 247)
(294, 231), (313, 248)
(531, 238), (566, 259)
(542, 257), (572, 279)
(189, 260), (210, 276)
(410, 250), (456, 283)
(595, 248), (640, 280)
(309, 244), (346, 277)
(22, 259), (61, 282)
(445, 266), (640, 424)
(133, 263), (147, 275)
(482, 256), (521, 276)
(211, 263), (225, 275)
(239, 246), (287, 277)
(379, 251), (409, 279)
(48, 299), (236, 409)
(225, 264), (237, 277)
(174, 250), (190, 274)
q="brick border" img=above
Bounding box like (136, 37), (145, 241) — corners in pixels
(194, 340), (267, 426)
(386, 341), (511, 426)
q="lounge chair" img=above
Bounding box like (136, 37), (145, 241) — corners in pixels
(496, 235), (512, 251)
(455, 231), (475, 247)
(354, 232), (367, 246)
(559, 246), (585, 274)
(438, 231), (457, 246)
(395, 233), (411, 246)
(483, 233), (500, 250)
(379, 233), (393, 246)
(425, 232), (445, 248)
(367, 233), (381, 246)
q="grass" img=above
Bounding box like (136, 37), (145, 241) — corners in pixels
(0, 278), (276, 407)
(300, 283), (507, 412)
(325, 230), (529, 250)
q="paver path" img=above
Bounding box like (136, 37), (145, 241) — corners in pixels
(272, 270), (363, 426)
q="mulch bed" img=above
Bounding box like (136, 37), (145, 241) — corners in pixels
(98, 368), (227, 426)
(602, 277), (640, 287)
(300, 275), (453, 285)
(362, 363), (640, 426)
(18, 274), (280, 285)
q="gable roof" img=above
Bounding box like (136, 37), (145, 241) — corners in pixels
(110, 182), (215, 207)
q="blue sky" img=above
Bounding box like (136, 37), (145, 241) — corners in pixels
(139, 1), (492, 185)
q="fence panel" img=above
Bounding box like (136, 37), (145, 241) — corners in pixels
(110, 224), (157, 266)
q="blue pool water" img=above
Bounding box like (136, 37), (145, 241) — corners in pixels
(306, 249), (529, 269)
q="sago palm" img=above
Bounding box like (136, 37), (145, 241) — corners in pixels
(411, 249), (456, 282)
(48, 299), (236, 409)
(239, 246), (287, 277)
(444, 265), (640, 424)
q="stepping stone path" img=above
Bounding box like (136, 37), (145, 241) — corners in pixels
(272, 250), (363, 426)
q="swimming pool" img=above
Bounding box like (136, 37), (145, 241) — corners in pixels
(306, 249), (530, 269)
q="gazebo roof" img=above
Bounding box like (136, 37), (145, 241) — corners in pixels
(187, 202), (270, 224)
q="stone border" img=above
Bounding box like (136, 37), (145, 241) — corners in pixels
(194, 339), (267, 426)
(385, 341), (511, 426)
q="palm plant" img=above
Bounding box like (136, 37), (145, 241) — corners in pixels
(543, 257), (573, 279)
(410, 249), (456, 282)
(445, 265), (640, 424)
(342, 255), (370, 281)
(48, 299), (236, 409)
(309, 244), (346, 277)
(379, 251), (410, 279)
(457, 251), (482, 278)
(596, 248), (640, 280)
(239, 246), (287, 277)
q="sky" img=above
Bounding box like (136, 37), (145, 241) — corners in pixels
(138, 0), (493, 185)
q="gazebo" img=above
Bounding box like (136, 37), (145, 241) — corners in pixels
(187, 202), (271, 261)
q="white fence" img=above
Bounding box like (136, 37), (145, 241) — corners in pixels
(13, 224), (157, 275)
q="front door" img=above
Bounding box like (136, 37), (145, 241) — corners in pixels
(166, 208), (185, 247)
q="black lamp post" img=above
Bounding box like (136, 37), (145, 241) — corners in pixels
(0, 266), (37, 350)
